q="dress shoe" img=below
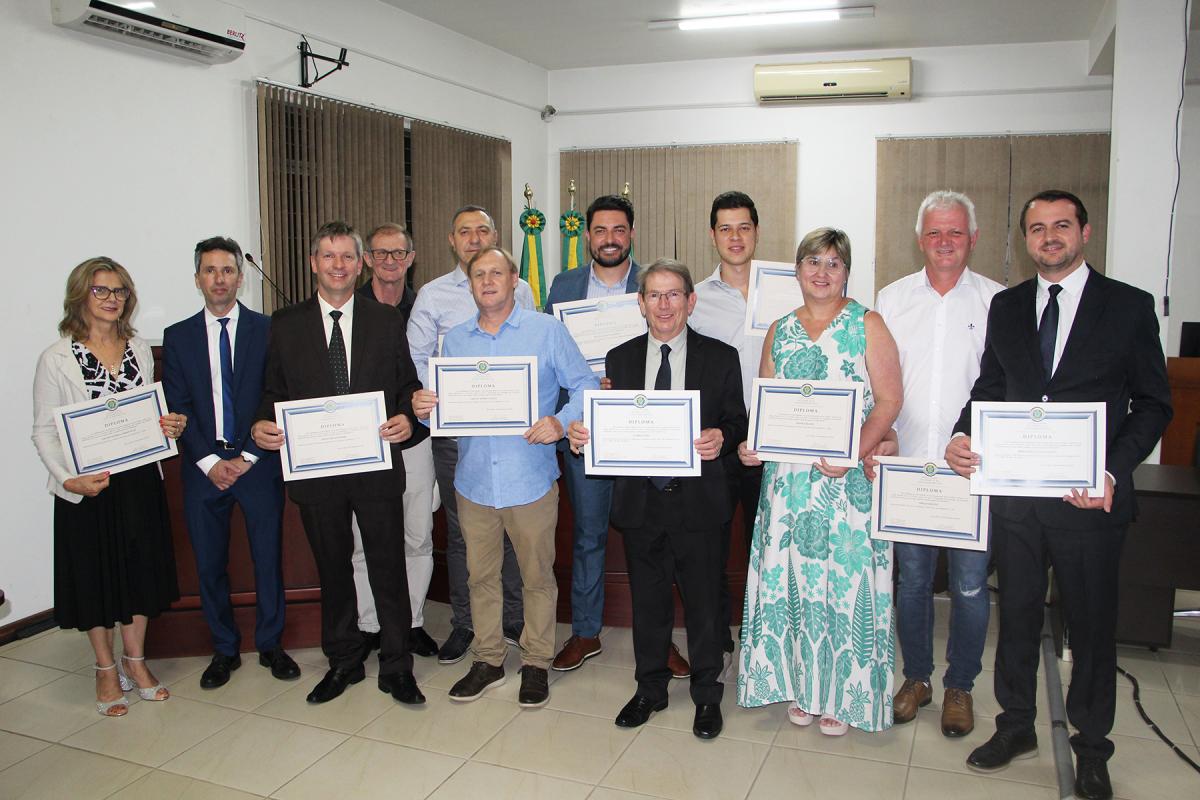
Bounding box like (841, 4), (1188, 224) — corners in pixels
(941, 687), (974, 737)
(361, 630), (381, 651)
(667, 643), (690, 679)
(615, 694), (667, 728)
(893, 678), (932, 724)
(200, 653), (241, 689)
(383, 671), (425, 705)
(552, 635), (602, 671)
(305, 665), (365, 704)
(503, 625), (524, 649)
(966, 729), (1038, 772)
(438, 627), (474, 665)
(693, 703), (723, 739)
(259, 648), (301, 681)
(410, 626), (439, 657)
(448, 661), (505, 701)
(518, 665), (549, 708)
(1074, 756), (1113, 800)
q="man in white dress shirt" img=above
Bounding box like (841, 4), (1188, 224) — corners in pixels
(874, 190), (1003, 737)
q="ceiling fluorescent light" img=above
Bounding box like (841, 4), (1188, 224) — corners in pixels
(650, 5), (874, 32)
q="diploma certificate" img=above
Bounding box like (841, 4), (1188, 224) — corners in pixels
(870, 457), (990, 551)
(553, 293), (647, 373)
(54, 382), (177, 476)
(276, 391), (392, 481)
(969, 401), (1106, 497)
(744, 260), (806, 336)
(429, 356), (539, 437)
(746, 379), (863, 467)
(583, 390), (701, 477)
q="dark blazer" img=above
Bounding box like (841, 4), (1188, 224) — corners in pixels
(545, 260), (641, 312)
(606, 327), (747, 531)
(953, 268), (1172, 528)
(163, 302), (275, 466)
(256, 294), (427, 505)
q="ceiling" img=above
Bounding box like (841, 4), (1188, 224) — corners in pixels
(378, 0), (1107, 70)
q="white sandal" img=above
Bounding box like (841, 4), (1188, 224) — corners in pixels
(787, 701), (815, 727)
(119, 655), (169, 701)
(94, 663), (129, 717)
(818, 715), (849, 736)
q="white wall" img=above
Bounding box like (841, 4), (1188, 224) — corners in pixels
(545, 41), (1113, 303)
(0, 0), (548, 624)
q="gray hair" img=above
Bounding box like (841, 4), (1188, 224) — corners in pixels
(366, 222), (413, 251)
(193, 236), (244, 273)
(914, 190), (978, 237)
(467, 246), (518, 273)
(637, 258), (694, 295)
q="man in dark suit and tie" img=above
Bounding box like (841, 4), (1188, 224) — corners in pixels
(251, 221), (427, 706)
(568, 258), (747, 740)
(946, 190), (1172, 800)
(163, 236), (299, 689)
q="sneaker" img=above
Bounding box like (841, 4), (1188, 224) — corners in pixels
(448, 661), (506, 702)
(518, 665), (549, 708)
(552, 635), (602, 671)
(503, 625), (524, 649)
(438, 627), (474, 665)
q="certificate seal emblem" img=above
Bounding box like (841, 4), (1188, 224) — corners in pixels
(105, 398), (119, 411)
(923, 462), (938, 477)
(1030, 407), (1045, 422)
(323, 400), (338, 413)
(800, 383), (814, 397)
(476, 361), (490, 374)
(633, 394), (647, 408)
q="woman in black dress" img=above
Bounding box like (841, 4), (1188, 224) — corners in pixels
(31, 257), (187, 716)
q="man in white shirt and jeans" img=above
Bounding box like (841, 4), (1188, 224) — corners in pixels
(873, 190), (1003, 738)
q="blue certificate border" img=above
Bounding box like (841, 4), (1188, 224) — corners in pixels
(60, 389), (171, 474)
(748, 265), (798, 334)
(873, 463), (986, 544)
(432, 362), (536, 430)
(977, 408), (1101, 489)
(281, 397), (387, 473)
(555, 296), (642, 370)
(586, 395), (697, 470)
(750, 384), (859, 459)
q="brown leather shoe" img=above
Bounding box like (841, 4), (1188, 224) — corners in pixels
(552, 635), (602, 671)
(892, 678), (932, 724)
(668, 643), (690, 679)
(941, 687), (974, 737)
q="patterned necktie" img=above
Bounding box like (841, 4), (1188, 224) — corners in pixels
(650, 343), (673, 489)
(328, 310), (350, 395)
(217, 317), (236, 441)
(1038, 284), (1063, 382)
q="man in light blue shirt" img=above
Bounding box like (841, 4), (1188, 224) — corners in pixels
(407, 205), (535, 664)
(414, 246), (597, 709)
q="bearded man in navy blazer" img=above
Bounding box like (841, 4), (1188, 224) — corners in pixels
(946, 191), (1172, 800)
(163, 237), (299, 690)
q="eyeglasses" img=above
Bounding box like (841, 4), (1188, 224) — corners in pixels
(798, 256), (846, 273)
(368, 248), (412, 262)
(89, 286), (131, 301)
(645, 290), (687, 304)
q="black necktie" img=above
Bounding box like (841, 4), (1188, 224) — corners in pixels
(328, 310), (350, 394)
(1038, 284), (1062, 382)
(650, 343), (672, 489)
(217, 317), (236, 441)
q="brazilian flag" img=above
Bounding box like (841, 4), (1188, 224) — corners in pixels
(560, 209), (585, 271)
(519, 207), (547, 309)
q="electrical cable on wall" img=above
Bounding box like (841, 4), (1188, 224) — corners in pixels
(1164, 0), (1193, 318)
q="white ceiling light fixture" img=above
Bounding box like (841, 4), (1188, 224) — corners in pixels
(649, 5), (874, 32)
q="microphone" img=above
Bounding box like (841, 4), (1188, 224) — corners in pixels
(244, 253), (296, 309)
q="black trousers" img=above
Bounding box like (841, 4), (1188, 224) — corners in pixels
(719, 454), (763, 648)
(991, 512), (1125, 760)
(623, 485), (725, 706)
(298, 493), (413, 675)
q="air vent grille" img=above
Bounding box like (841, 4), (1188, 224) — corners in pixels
(82, 13), (223, 60)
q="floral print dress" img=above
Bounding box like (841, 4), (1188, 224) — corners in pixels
(736, 300), (895, 732)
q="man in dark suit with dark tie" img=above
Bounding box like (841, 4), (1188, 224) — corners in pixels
(946, 190), (1172, 800)
(163, 236), (299, 689)
(251, 221), (427, 706)
(568, 258), (747, 740)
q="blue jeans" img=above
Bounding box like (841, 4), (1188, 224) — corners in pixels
(895, 542), (990, 691)
(560, 447), (613, 638)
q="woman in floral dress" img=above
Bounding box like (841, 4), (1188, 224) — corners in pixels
(736, 228), (902, 735)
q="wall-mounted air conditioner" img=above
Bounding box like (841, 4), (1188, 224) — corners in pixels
(51, 0), (247, 64)
(754, 57), (911, 103)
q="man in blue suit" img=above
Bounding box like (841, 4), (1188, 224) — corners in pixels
(545, 195), (688, 678)
(163, 236), (298, 689)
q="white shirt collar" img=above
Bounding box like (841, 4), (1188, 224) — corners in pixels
(317, 293), (355, 318)
(204, 302), (240, 325)
(1037, 262), (1090, 297)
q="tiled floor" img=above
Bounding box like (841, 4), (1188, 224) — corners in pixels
(2, 597), (1199, 800)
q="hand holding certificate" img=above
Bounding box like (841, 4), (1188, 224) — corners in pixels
(552, 294), (646, 374)
(275, 391), (392, 481)
(744, 260), (806, 337)
(428, 356), (539, 437)
(54, 382), (178, 477)
(870, 457), (989, 551)
(745, 378), (863, 467)
(581, 389), (701, 477)
(969, 401), (1106, 498)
